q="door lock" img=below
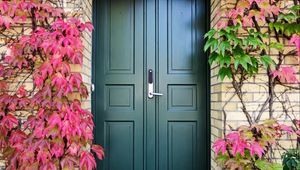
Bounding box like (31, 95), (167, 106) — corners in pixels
(148, 69), (163, 99)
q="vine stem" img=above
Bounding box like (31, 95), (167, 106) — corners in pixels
(231, 70), (253, 125)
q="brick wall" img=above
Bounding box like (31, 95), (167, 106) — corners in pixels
(210, 0), (225, 169)
(210, 1), (300, 169)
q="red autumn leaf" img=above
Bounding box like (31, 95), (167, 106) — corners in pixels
(280, 124), (294, 134)
(48, 112), (62, 128)
(289, 34), (300, 57)
(272, 66), (298, 83)
(61, 156), (77, 170)
(231, 139), (248, 156)
(0, 1), (9, 13)
(212, 139), (227, 155)
(16, 85), (28, 97)
(69, 52), (83, 65)
(1, 114), (18, 130)
(226, 132), (241, 142)
(80, 151), (96, 170)
(0, 15), (14, 28)
(18, 98), (31, 108)
(40, 161), (57, 170)
(68, 142), (80, 155)
(37, 148), (51, 164)
(39, 62), (53, 79)
(0, 81), (8, 91)
(69, 73), (82, 89)
(248, 142), (264, 158)
(92, 144), (105, 160)
(85, 22), (94, 32)
(51, 143), (64, 158)
(24, 115), (36, 129)
(9, 130), (26, 146)
(33, 74), (44, 88)
(52, 73), (67, 88)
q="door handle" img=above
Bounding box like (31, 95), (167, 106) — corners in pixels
(151, 92), (163, 96)
(148, 69), (163, 99)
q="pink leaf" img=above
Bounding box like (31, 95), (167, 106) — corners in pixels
(61, 156), (76, 170)
(68, 143), (80, 155)
(85, 22), (94, 32)
(80, 151), (96, 170)
(37, 148), (51, 164)
(16, 85), (28, 97)
(51, 143), (64, 158)
(289, 34), (300, 57)
(48, 112), (62, 128)
(248, 142), (264, 158)
(1, 114), (18, 130)
(92, 144), (105, 160)
(212, 139), (227, 155)
(280, 124), (294, 134)
(52, 73), (67, 88)
(226, 132), (240, 142)
(69, 73), (82, 89)
(40, 62), (53, 79)
(9, 130), (26, 146)
(231, 140), (248, 156)
(272, 66), (298, 83)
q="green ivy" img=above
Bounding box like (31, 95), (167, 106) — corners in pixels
(204, 24), (274, 80)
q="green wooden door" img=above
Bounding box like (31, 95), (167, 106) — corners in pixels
(93, 0), (208, 170)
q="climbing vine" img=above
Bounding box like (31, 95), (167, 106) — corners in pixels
(205, 0), (299, 169)
(0, 0), (103, 169)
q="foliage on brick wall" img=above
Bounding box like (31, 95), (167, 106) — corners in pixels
(0, 0), (103, 169)
(206, 0), (300, 169)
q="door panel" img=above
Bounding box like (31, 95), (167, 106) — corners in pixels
(94, 0), (208, 170)
(94, 0), (144, 169)
(157, 0), (207, 170)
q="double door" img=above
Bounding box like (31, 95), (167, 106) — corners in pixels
(93, 0), (208, 169)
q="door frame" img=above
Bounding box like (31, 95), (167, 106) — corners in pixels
(91, 0), (211, 169)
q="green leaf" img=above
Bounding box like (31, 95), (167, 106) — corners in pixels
(218, 67), (232, 80)
(290, 5), (300, 12)
(255, 160), (271, 170)
(269, 23), (274, 30)
(245, 36), (262, 49)
(260, 55), (275, 68)
(234, 59), (239, 70)
(208, 52), (219, 65)
(204, 29), (216, 39)
(233, 47), (251, 70)
(278, 13), (297, 22)
(219, 55), (231, 67)
(204, 38), (218, 52)
(271, 163), (283, 170)
(219, 41), (231, 56)
(256, 160), (283, 170)
(239, 55), (252, 70)
(270, 42), (284, 50)
(247, 59), (259, 75)
(219, 29), (227, 37)
(273, 22), (285, 33)
(216, 154), (229, 165)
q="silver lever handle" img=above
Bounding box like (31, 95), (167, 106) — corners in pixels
(148, 69), (163, 99)
(151, 92), (163, 96)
